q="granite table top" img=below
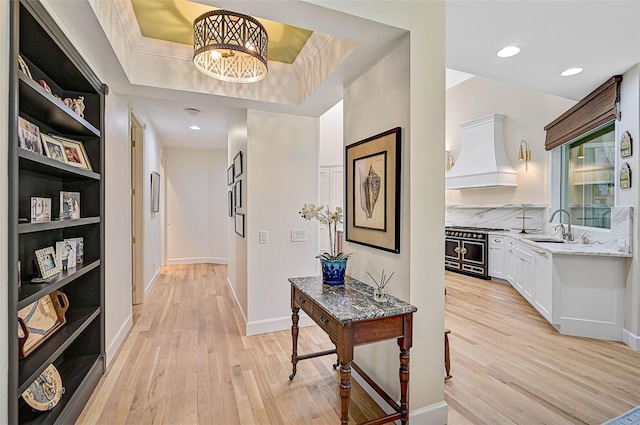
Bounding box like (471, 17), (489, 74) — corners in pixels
(289, 276), (417, 323)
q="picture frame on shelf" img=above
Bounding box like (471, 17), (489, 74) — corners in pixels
(17, 291), (68, 359)
(30, 197), (51, 223)
(345, 127), (401, 254)
(235, 212), (245, 237)
(41, 134), (68, 164)
(34, 246), (60, 279)
(55, 240), (76, 271)
(151, 171), (160, 213)
(234, 180), (242, 208)
(17, 54), (32, 78)
(234, 151), (243, 177)
(60, 191), (80, 219)
(227, 164), (235, 185)
(73, 237), (84, 263)
(52, 135), (92, 170)
(17, 117), (43, 155)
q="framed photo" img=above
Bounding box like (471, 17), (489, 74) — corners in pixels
(52, 135), (92, 170)
(234, 151), (243, 177)
(70, 237), (84, 263)
(31, 197), (51, 223)
(235, 212), (245, 237)
(151, 171), (160, 213)
(34, 246), (60, 279)
(234, 180), (242, 208)
(60, 191), (80, 220)
(17, 117), (43, 155)
(17, 54), (32, 78)
(228, 190), (234, 217)
(227, 164), (235, 185)
(620, 162), (631, 189)
(345, 127), (401, 253)
(620, 131), (632, 158)
(41, 134), (68, 164)
(55, 240), (76, 271)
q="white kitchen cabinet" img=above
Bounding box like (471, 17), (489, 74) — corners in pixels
(488, 234), (505, 279)
(505, 238), (518, 288)
(532, 247), (552, 322)
(516, 243), (536, 303)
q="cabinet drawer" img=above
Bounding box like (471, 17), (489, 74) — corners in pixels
(312, 304), (339, 338)
(292, 289), (312, 316)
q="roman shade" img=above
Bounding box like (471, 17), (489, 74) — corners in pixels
(544, 75), (622, 151)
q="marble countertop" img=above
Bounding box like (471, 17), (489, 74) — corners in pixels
(489, 231), (632, 258)
(289, 276), (417, 322)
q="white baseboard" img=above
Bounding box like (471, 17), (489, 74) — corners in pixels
(623, 329), (640, 351)
(226, 276), (248, 332)
(351, 370), (448, 425)
(144, 267), (161, 299)
(246, 313), (316, 336)
(105, 314), (132, 367)
(166, 257), (227, 265)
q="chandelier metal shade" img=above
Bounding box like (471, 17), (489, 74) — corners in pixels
(193, 10), (269, 83)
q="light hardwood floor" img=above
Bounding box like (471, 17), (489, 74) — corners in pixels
(78, 265), (640, 425)
(445, 270), (640, 425)
(76, 264), (384, 425)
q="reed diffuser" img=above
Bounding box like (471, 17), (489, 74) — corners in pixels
(367, 270), (394, 302)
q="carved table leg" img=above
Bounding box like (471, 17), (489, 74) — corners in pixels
(289, 306), (300, 380)
(339, 362), (352, 425)
(399, 348), (410, 424)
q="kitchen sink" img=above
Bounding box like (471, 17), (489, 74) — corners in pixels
(525, 237), (565, 243)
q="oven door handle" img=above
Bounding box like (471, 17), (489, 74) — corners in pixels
(460, 248), (468, 254)
(454, 247), (461, 254)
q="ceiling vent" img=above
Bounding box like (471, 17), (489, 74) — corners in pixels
(446, 113), (517, 190)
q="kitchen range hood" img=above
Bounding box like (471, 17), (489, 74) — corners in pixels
(446, 113), (517, 189)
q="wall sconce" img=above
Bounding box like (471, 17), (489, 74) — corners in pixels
(577, 144), (584, 159)
(445, 152), (455, 172)
(518, 140), (531, 171)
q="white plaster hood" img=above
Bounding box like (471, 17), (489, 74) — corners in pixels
(446, 113), (517, 189)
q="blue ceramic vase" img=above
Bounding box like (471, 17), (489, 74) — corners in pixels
(320, 259), (347, 286)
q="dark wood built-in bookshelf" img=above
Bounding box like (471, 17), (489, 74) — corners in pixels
(8, 1), (107, 423)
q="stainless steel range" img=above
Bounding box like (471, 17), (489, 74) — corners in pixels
(445, 226), (507, 279)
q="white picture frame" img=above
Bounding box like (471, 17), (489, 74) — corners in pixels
(55, 240), (76, 271)
(151, 171), (160, 213)
(34, 246), (60, 279)
(41, 134), (68, 164)
(18, 117), (43, 155)
(30, 197), (51, 223)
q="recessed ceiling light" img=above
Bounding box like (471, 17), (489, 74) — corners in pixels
(496, 46), (520, 58)
(560, 67), (583, 77)
(189, 125), (201, 131)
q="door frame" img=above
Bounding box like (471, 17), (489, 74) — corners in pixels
(130, 110), (145, 305)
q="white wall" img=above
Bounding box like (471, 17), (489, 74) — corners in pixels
(165, 148), (228, 265)
(0, 1), (9, 421)
(617, 65), (640, 349)
(245, 110), (320, 335)
(227, 110), (248, 327)
(103, 93), (134, 364)
(312, 2), (447, 422)
(445, 76), (576, 205)
(319, 100), (343, 166)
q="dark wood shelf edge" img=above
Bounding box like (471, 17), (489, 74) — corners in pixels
(18, 72), (100, 137)
(18, 307), (101, 392)
(18, 149), (101, 180)
(18, 260), (101, 308)
(18, 216), (100, 234)
(18, 355), (103, 425)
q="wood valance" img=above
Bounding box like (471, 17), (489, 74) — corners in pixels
(544, 75), (622, 151)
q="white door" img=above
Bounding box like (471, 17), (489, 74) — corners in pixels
(318, 165), (343, 255)
(130, 114), (144, 305)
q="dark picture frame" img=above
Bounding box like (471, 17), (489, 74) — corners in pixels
(234, 151), (243, 177)
(234, 180), (242, 208)
(228, 190), (234, 217)
(151, 171), (160, 213)
(235, 212), (245, 237)
(345, 127), (401, 253)
(227, 164), (235, 185)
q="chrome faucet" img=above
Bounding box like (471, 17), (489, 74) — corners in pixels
(549, 209), (574, 241)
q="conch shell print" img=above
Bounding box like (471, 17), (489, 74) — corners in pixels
(364, 165), (381, 219)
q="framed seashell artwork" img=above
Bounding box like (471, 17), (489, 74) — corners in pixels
(345, 127), (401, 253)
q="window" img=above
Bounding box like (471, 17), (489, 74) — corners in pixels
(559, 122), (615, 229)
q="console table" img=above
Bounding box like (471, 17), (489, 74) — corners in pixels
(288, 276), (417, 425)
